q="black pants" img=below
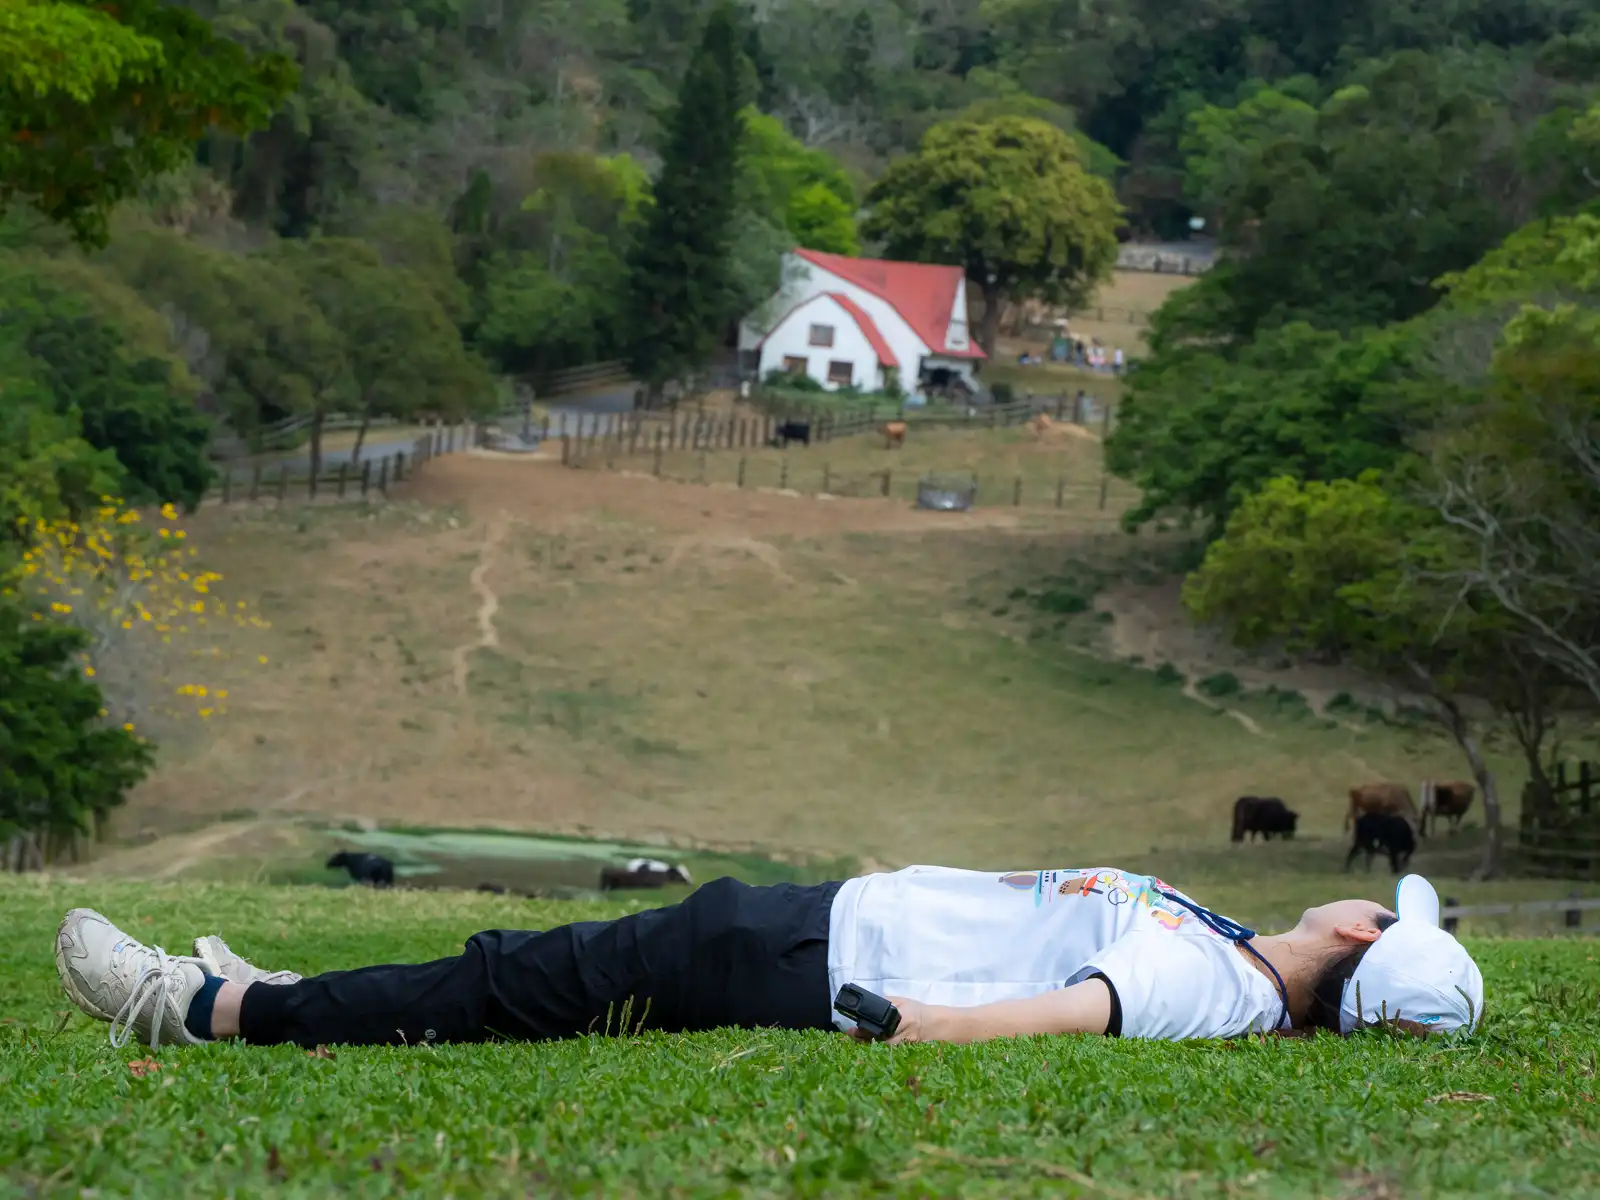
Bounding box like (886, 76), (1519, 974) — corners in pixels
(239, 878), (841, 1047)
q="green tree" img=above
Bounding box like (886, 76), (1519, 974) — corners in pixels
(1106, 321), (1430, 534)
(0, 599), (152, 867)
(625, 1), (751, 395)
(862, 115), (1122, 355)
(274, 238), (494, 463)
(739, 109), (860, 254)
(0, 262), (213, 509)
(1184, 473), (1521, 877)
(0, 0), (295, 244)
(102, 230), (353, 466)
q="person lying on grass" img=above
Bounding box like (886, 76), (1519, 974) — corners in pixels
(54, 866), (1481, 1051)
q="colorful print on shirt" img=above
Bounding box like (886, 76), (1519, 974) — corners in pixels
(996, 868), (1188, 929)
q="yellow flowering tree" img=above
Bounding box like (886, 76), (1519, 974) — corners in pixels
(10, 497), (269, 740)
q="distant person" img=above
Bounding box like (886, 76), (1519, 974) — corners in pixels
(54, 870), (1481, 1051)
(1113, 347), (1125, 374)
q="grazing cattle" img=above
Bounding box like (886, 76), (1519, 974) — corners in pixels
(1345, 782), (1420, 832)
(326, 851), (394, 887)
(1231, 796), (1299, 842)
(598, 858), (694, 891)
(1420, 780), (1475, 835)
(1345, 812), (1416, 874)
(771, 420), (811, 448)
(883, 421), (907, 449)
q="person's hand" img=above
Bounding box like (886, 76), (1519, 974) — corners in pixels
(846, 997), (943, 1045)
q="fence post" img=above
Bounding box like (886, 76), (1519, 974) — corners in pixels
(309, 463), (318, 499)
(336, 462), (348, 498)
(1566, 890), (1582, 929)
(881, 469), (891, 498)
(779, 458), (789, 489)
(250, 464), (262, 502)
(361, 460), (372, 496)
(561, 435), (572, 466)
(1098, 473), (1109, 510)
(1013, 476), (1022, 506)
(395, 451), (406, 482)
(737, 456), (746, 488)
(378, 456), (390, 495)
(822, 463), (831, 494)
(221, 470), (232, 505)
(1056, 476), (1065, 509)
(653, 430), (664, 476)
(278, 465), (289, 502)
(629, 418), (640, 457)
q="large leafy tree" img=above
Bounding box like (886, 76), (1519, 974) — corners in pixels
(739, 109), (859, 254)
(273, 238), (495, 465)
(624, 1), (752, 393)
(0, 605), (153, 866)
(1184, 473), (1526, 877)
(1106, 321), (1432, 534)
(0, 0), (294, 244)
(1, 264), (213, 509)
(862, 115), (1122, 355)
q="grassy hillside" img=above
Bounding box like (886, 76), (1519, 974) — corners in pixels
(114, 452), (1526, 870)
(4, 877), (1598, 1197)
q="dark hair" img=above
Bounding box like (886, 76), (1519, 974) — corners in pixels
(1298, 913), (1399, 1034)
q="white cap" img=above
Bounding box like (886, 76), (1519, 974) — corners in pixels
(1340, 875), (1484, 1035)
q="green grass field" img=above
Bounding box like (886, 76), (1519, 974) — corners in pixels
(4, 878), (1598, 1197)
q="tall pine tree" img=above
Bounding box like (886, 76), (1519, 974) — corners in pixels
(626, 2), (750, 396)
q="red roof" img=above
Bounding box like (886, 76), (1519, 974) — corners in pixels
(826, 293), (898, 368)
(793, 248), (986, 360)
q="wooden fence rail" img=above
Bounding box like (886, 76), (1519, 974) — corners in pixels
(1440, 895), (1600, 933)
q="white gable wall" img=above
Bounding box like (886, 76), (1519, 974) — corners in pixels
(944, 278), (970, 351)
(756, 294), (886, 391)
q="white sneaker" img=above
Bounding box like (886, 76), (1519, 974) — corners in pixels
(193, 935), (302, 985)
(55, 909), (212, 1049)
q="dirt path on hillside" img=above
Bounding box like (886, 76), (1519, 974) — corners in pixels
(452, 514), (509, 694)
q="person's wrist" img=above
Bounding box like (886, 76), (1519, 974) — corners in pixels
(923, 1003), (960, 1043)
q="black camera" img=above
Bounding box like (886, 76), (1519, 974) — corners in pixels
(833, 984), (901, 1039)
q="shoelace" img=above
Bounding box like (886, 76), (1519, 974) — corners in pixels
(1155, 888), (1290, 1032)
(107, 942), (184, 1050)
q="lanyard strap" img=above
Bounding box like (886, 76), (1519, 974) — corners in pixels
(1156, 888), (1290, 1032)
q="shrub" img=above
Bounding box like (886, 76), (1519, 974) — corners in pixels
(1154, 662), (1185, 685)
(1198, 671), (1242, 697)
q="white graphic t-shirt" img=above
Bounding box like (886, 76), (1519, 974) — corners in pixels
(826, 865), (1285, 1040)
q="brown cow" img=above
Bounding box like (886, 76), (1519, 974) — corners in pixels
(883, 421), (907, 449)
(1027, 413), (1053, 438)
(1345, 782), (1420, 833)
(1420, 780), (1475, 836)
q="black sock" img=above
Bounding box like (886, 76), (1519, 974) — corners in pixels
(184, 973), (224, 1041)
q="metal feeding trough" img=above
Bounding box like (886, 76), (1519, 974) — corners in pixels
(916, 472), (976, 512)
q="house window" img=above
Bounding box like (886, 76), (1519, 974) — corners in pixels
(782, 355), (807, 375)
(827, 360), (853, 386)
(809, 324), (835, 347)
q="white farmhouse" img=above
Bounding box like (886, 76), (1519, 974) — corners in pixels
(738, 248), (986, 398)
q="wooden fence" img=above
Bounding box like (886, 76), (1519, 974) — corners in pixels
(201, 421), (473, 506)
(1520, 761), (1600, 880)
(557, 395), (1127, 513)
(561, 393), (1112, 461)
(527, 360), (633, 398)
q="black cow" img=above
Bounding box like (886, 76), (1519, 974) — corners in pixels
(771, 420), (811, 448)
(599, 858), (693, 891)
(326, 851), (394, 887)
(1231, 796), (1299, 842)
(1345, 812), (1416, 874)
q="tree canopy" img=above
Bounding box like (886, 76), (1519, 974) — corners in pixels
(862, 116), (1121, 355)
